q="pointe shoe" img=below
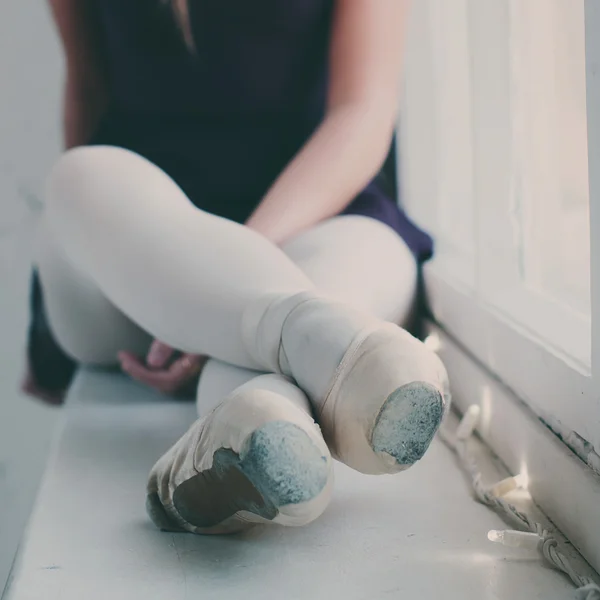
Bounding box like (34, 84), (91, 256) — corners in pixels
(243, 292), (450, 476)
(146, 376), (333, 535)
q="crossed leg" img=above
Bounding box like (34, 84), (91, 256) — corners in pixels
(197, 214), (417, 417)
(37, 145), (445, 533)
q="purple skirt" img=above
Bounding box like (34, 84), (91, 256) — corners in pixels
(343, 178), (433, 263)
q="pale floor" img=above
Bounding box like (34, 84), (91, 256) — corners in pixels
(3, 368), (582, 600)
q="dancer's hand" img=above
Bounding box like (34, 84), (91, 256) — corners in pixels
(118, 340), (206, 397)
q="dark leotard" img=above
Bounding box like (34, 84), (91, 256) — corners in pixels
(90, 0), (433, 259)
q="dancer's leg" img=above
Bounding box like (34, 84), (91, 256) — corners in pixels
(195, 211), (446, 475)
(40, 145), (331, 534)
(44, 145), (447, 477)
(43, 145), (313, 369)
(151, 215), (420, 533)
(282, 215), (417, 325)
(36, 223), (152, 365)
(196, 215), (417, 417)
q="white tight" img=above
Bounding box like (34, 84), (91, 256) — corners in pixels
(36, 146), (418, 415)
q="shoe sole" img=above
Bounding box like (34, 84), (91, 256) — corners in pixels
(371, 381), (444, 468)
(147, 420), (329, 533)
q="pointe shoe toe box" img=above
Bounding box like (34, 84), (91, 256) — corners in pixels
(320, 325), (449, 475)
(147, 391), (333, 534)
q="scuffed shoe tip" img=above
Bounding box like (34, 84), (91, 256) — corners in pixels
(240, 421), (330, 506)
(154, 420), (331, 534)
(371, 381), (444, 468)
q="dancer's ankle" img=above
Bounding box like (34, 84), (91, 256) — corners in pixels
(240, 290), (322, 374)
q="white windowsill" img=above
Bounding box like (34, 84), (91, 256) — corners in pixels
(425, 265), (600, 576)
(3, 369), (592, 600)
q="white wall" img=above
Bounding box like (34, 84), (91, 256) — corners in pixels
(0, 3), (63, 593)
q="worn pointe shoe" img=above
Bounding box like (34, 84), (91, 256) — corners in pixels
(243, 292), (450, 476)
(146, 377), (333, 535)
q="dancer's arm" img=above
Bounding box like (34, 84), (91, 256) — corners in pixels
(48, 0), (109, 148)
(246, 0), (410, 245)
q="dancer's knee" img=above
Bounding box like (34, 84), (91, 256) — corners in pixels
(45, 145), (142, 222)
(47, 146), (104, 223)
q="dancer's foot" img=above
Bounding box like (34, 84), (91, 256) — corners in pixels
(244, 293), (449, 475)
(21, 366), (67, 406)
(25, 271), (77, 404)
(146, 375), (333, 534)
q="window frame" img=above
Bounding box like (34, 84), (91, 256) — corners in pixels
(399, 0), (600, 453)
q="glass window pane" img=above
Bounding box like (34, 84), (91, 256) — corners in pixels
(429, 0), (475, 257)
(511, 0), (591, 317)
